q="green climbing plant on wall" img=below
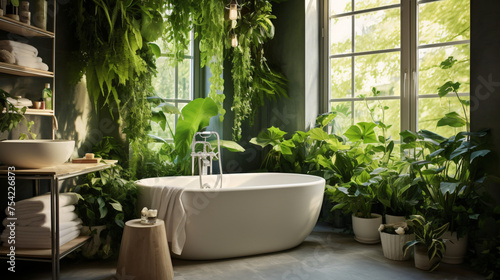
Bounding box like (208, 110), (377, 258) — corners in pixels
(74, 0), (168, 141)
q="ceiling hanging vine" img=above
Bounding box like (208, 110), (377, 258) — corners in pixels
(229, 0), (288, 140)
(163, 0), (288, 140)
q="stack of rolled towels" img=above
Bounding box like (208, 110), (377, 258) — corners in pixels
(0, 40), (49, 71)
(1, 193), (82, 249)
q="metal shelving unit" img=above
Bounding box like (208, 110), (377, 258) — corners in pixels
(0, 160), (118, 280)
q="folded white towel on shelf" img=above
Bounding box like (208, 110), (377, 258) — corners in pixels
(0, 40), (38, 56)
(1, 229), (81, 249)
(12, 204), (76, 218)
(151, 185), (186, 255)
(15, 58), (49, 71)
(2, 210), (79, 227)
(11, 48), (37, 59)
(2, 218), (82, 232)
(6, 97), (33, 108)
(1, 224), (81, 239)
(4, 193), (79, 216)
(0, 40), (48, 71)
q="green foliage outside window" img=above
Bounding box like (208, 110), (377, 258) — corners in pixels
(329, 0), (470, 139)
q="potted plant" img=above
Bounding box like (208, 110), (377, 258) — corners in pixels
(378, 221), (414, 261)
(411, 130), (490, 264)
(329, 172), (382, 244)
(403, 215), (449, 271)
(376, 170), (421, 224)
(71, 165), (138, 259)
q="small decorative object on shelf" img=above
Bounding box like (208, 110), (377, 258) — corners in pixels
(33, 99), (41, 109)
(38, 97), (45, 109)
(141, 207), (158, 225)
(33, 0), (46, 30)
(42, 83), (52, 110)
(5, 0), (19, 21)
(19, 0), (29, 25)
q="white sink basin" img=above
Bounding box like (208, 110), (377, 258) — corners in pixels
(0, 140), (75, 169)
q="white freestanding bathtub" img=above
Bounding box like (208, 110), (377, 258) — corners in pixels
(135, 173), (325, 260)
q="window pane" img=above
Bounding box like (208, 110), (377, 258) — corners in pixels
(354, 99), (400, 140)
(330, 57), (352, 99)
(178, 59), (192, 100)
(419, 0), (470, 45)
(355, 0), (399, 11)
(153, 57), (175, 99)
(418, 44), (470, 95)
(330, 101), (352, 135)
(354, 52), (400, 97)
(355, 8), (400, 52)
(330, 16), (352, 55)
(418, 96), (470, 137)
(330, 0), (352, 15)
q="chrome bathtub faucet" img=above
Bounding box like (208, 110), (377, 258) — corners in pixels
(191, 131), (223, 189)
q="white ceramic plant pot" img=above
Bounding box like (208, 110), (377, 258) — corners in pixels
(414, 245), (439, 271)
(80, 225), (106, 258)
(385, 214), (405, 224)
(442, 231), (468, 264)
(352, 213), (382, 244)
(380, 232), (414, 261)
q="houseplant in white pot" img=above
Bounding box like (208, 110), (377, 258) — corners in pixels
(329, 169), (382, 244)
(411, 130), (490, 264)
(403, 215), (449, 271)
(376, 171), (421, 224)
(378, 221), (414, 261)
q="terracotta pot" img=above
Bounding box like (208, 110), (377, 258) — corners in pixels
(352, 213), (382, 244)
(442, 231), (468, 264)
(385, 214), (405, 224)
(414, 245), (440, 271)
(380, 232), (414, 261)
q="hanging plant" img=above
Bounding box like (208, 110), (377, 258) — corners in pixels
(163, 0), (288, 140)
(229, 0), (288, 140)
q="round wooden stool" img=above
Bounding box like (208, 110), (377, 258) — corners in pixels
(116, 219), (173, 280)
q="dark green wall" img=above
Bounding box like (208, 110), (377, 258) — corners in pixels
(471, 0), (500, 203)
(215, 0), (320, 173)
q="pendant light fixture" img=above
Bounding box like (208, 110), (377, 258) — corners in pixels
(231, 33), (238, 48)
(226, 0), (240, 48)
(229, 0), (238, 20)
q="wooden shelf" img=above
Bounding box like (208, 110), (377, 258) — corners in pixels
(0, 61), (53, 77)
(0, 15), (54, 38)
(25, 108), (54, 116)
(1, 108), (54, 116)
(0, 236), (90, 260)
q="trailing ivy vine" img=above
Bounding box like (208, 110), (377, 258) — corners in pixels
(229, 0), (288, 140)
(163, 0), (288, 140)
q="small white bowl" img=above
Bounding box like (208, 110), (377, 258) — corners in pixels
(0, 140), (75, 169)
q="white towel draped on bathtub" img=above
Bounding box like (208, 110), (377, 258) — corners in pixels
(150, 185), (187, 255)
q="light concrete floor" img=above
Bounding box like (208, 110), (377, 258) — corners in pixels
(0, 223), (483, 280)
